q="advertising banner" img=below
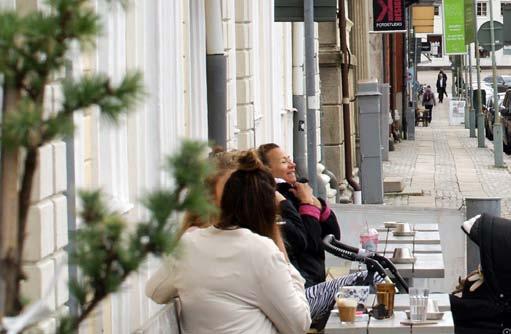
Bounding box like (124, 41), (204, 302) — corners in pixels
(443, 0), (467, 54)
(372, 0), (406, 32)
(449, 99), (466, 125)
(464, 0), (476, 44)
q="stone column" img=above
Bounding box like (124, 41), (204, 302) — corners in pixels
(350, 0), (370, 81)
(319, 22), (345, 182)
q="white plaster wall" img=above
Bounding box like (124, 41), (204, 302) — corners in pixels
(231, 0), (295, 153)
(222, 0), (237, 150)
(0, 0), (14, 9)
(251, 2), (296, 152)
(9, 0), (322, 331)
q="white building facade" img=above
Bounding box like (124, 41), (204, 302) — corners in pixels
(418, 0), (511, 68)
(3, 0), (325, 332)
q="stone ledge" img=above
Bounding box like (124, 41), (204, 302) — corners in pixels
(384, 188), (425, 196)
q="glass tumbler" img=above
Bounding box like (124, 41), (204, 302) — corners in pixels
(409, 287), (429, 322)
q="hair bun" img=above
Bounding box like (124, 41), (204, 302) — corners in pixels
(237, 150), (264, 171)
(210, 145), (226, 156)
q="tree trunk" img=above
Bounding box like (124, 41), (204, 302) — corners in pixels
(0, 88), (22, 317)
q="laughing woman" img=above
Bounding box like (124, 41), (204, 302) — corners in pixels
(258, 143), (384, 328)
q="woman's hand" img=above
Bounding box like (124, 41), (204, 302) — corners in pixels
(290, 182), (321, 208)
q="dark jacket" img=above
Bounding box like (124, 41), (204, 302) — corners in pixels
(422, 88), (436, 107)
(277, 182), (341, 288)
(450, 213), (511, 334)
(436, 73), (447, 91)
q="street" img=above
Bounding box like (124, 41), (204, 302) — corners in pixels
(384, 70), (511, 217)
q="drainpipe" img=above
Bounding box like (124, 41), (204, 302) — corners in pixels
(292, 23), (307, 178)
(402, 7), (409, 139)
(338, 0), (360, 192)
(304, 0), (318, 194)
(205, 0), (226, 148)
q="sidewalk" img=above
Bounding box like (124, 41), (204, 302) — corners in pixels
(383, 90), (511, 218)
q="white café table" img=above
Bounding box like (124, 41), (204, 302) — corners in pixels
(377, 243), (442, 254)
(377, 224), (439, 232)
(326, 294), (453, 333)
(378, 231), (441, 245)
(324, 311), (454, 334)
(365, 293), (451, 312)
(350, 253), (445, 278)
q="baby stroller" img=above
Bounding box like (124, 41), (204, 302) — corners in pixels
(322, 235), (409, 293)
(450, 213), (511, 334)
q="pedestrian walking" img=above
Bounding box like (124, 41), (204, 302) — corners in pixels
(422, 85), (436, 125)
(436, 70), (448, 102)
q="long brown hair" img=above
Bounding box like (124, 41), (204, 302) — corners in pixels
(216, 150), (277, 240)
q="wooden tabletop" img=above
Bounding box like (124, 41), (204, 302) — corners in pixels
(350, 253), (445, 278)
(325, 311), (454, 334)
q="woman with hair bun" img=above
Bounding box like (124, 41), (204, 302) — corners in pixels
(146, 150), (311, 334)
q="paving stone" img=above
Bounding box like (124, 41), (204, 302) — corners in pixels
(383, 79), (511, 218)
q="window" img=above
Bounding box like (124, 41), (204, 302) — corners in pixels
(477, 2), (488, 16)
(434, 6), (439, 16)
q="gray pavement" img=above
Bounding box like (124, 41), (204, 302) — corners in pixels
(383, 70), (511, 218)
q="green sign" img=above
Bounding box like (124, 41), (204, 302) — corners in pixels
(443, 0), (467, 54)
(464, 0), (476, 44)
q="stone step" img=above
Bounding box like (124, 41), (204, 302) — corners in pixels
(384, 176), (405, 193)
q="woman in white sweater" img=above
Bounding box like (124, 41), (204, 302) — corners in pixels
(146, 151), (311, 334)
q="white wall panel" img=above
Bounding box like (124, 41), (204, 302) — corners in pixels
(96, 0), (131, 212)
(188, 0), (208, 140)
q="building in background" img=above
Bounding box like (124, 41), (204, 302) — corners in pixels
(417, 0), (511, 68)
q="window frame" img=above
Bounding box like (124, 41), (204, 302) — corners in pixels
(477, 1), (488, 16)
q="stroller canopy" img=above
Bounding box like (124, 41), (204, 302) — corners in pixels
(451, 213), (511, 334)
(468, 213), (511, 300)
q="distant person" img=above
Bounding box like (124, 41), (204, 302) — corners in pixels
(436, 70), (448, 103)
(422, 85), (436, 125)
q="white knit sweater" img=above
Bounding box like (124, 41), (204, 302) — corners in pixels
(145, 226), (311, 334)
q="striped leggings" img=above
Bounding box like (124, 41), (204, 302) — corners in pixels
(305, 270), (384, 321)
